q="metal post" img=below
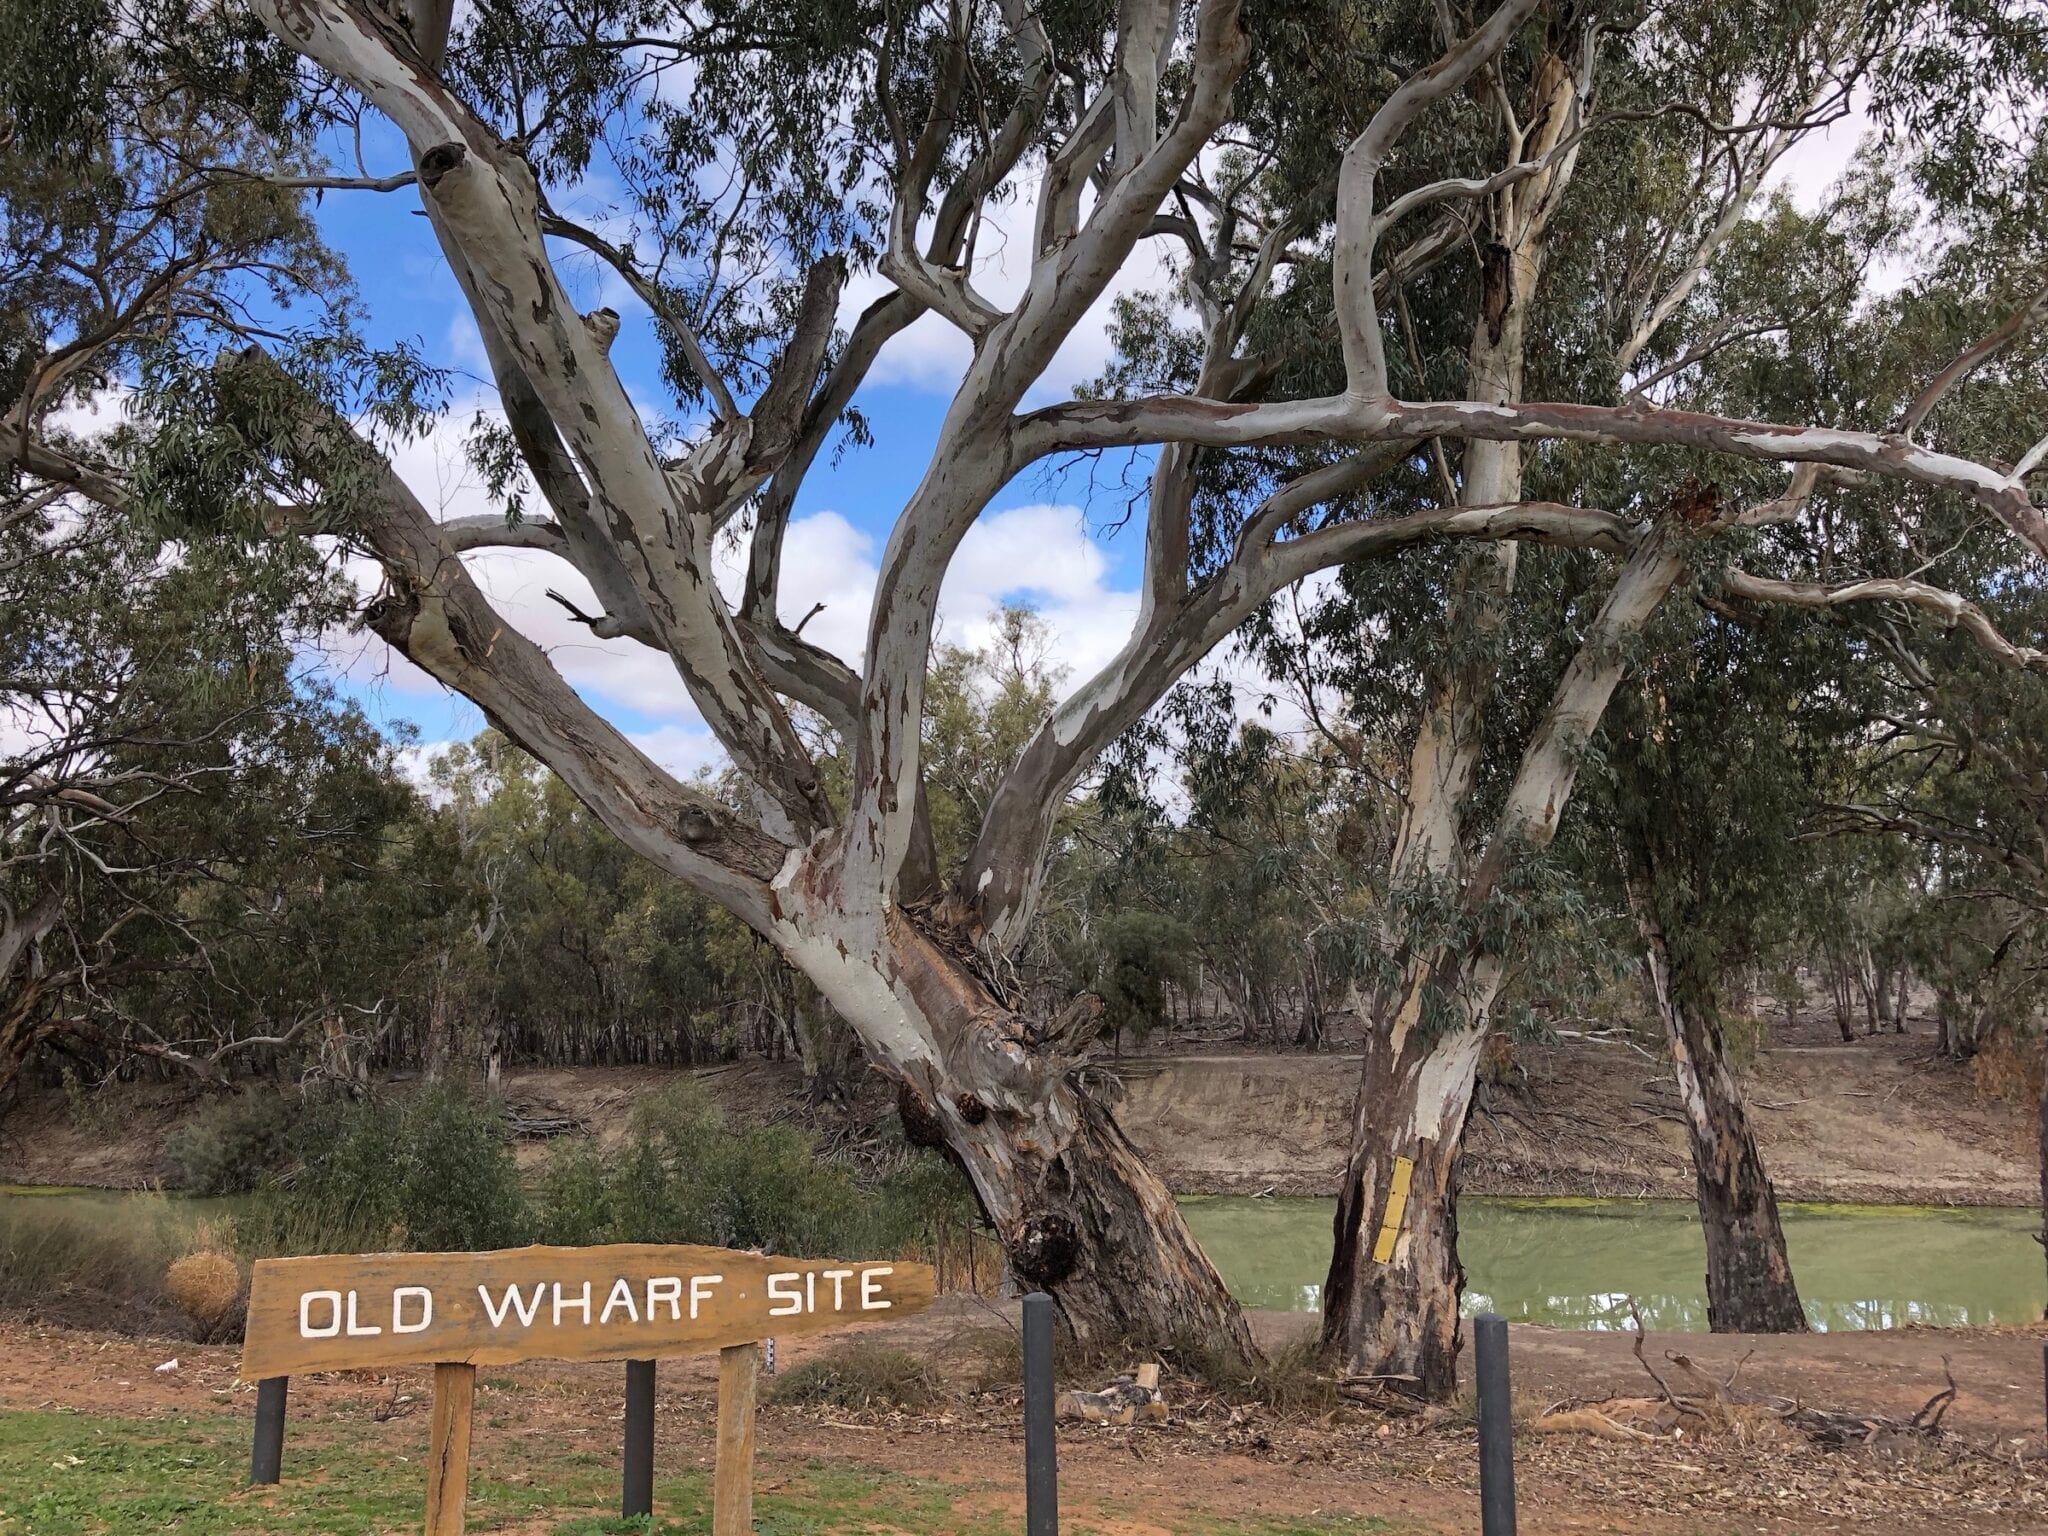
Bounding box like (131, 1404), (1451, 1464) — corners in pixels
(249, 1375), (288, 1485)
(622, 1358), (656, 1519)
(1022, 1291), (1059, 1536)
(1474, 1313), (1517, 1536)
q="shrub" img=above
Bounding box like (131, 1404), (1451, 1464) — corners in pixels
(243, 1086), (527, 1255)
(243, 1081), (986, 1278)
(865, 1144), (1000, 1293)
(164, 1250), (240, 1331)
(163, 1091), (296, 1194)
(768, 1342), (942, 1411)
(533, 1085), (980, 1261)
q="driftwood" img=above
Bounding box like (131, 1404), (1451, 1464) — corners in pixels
(1057, 1363), (1170, 1426)
(503, 1101), (585, 1139)
(1535, 1299), (1960, 1449)
(1337, 1371), (1428, 1415)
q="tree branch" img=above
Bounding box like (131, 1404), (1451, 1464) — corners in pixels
(1723, 569), (2048, 673)
(1896, 281), (2048, 440)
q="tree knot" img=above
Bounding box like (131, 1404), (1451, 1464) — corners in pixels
(419, 142), (468, 189)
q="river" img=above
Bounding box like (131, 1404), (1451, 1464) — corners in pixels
(6, 1186), (2043, 1332)
(1180, 1195), (2048, 1329)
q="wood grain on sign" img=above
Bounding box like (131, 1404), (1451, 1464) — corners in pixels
(424, 1363), (475, 1536)
(241, 1244), (935, 1377)
(712, 1342), (759, 1536)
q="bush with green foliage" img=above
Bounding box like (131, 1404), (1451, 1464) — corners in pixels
(242, 1087), (527, 1255)
(533, 1085), (980, 1262)
(236, 1082), (986, 1276)
(163, 1091), (297, 1195)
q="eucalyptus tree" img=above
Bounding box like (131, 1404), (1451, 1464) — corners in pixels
(8, 0), (2048, 1360)
(0, 491), (416, 1094)
(1191, 9), (2048, 1392)
(1581, 604), (1871, 1334)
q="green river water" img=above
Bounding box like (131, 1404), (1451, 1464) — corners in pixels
(6, 1187), (2044, 1332)
(1179, 1195), (2048, 1330)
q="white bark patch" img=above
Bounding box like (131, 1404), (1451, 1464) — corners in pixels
(1412, 1024), (1488, 1145)
(768, 854), (934, 1071)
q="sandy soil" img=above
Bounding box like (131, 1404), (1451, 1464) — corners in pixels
(2, 1304), (2044, 1534)
(3, 1028), (2035, 1209)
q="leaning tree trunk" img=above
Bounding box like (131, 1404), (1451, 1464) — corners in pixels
(0, 986), (55, 1099)
(0, 891), (63, 1096)
(1323, 508), (1691, 1393)
(771, 878), (1256, 1360)
(1636, 903), (1807, 1333)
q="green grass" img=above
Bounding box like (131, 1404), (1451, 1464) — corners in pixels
(0, 1409), (1399, 1536)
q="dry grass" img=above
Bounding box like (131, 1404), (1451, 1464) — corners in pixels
(768, 1341), (945, 1411)
(0, 1193), (191, 1332)
(1170, 1330), (1340, 1417)
(164, 1250), (240, 1331)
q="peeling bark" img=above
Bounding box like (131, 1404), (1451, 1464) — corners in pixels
(1323, 965), (1496, 1398)
(1324, 44), (1588, 1396)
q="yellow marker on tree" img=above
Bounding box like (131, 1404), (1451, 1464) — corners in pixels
(1372, 1156), (1415, 1264)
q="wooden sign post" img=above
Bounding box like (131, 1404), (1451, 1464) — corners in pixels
(240, 1243), (935, 1534)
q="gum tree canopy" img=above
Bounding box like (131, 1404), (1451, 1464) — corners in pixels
(5, 0), (2047, 1360)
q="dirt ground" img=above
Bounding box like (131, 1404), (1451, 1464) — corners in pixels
(2, 1020), (2036, 1209)
(2, 1304), (2044, 1534)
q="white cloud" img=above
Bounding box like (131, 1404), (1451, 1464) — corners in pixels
(312, 404), (1280, 796)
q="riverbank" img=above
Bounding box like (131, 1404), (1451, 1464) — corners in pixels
(3, 1029), (2032, 1210)
(1117, 1037), (2042, 1206)
(1, 1305), (2042, 1534)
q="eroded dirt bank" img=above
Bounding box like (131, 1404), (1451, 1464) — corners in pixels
(1, 1031), (2038, 1209)
(1114, 1037), (2041, 1205)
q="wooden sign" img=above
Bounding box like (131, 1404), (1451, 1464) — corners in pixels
(240, 1244), (936, 1535)
(242, 1242), (934, 1377)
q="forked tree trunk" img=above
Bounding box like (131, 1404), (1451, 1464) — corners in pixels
(1323, 513), (1690, 1394)
(1323, 46), (1588, 1399)
(1323, 957), (1495, 1398)
(1636, 900), (1806, 1333)
(772, 880), (1255, 1360)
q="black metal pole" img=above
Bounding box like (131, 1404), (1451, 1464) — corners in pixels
(1022, 1291), (1058, 1536)
(1474, 1313), (1517, 1536)
(622, 1358), (656, 1519)
(249, 1376), (288, 1486)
